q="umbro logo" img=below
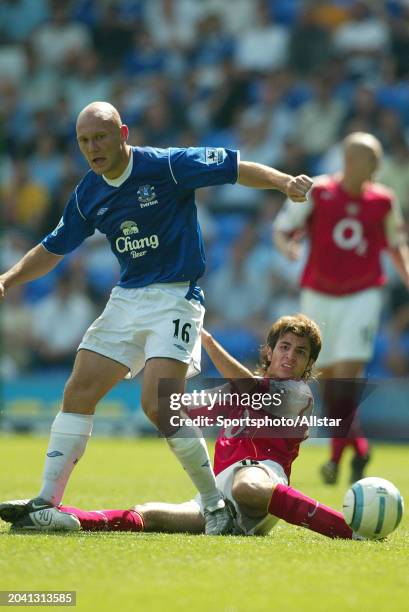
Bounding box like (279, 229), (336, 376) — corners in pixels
(47, 451), (64, 457)
(173, 344), (187, 352)
(97, 207), (108, 216)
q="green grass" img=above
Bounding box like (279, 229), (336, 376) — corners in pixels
(0, 436), (408, 612)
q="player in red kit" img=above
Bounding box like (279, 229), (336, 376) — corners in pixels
(274, 132), (409, 485)
(5, 315), (360, 540)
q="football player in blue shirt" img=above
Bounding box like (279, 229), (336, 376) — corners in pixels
(0, 101), (312, 534)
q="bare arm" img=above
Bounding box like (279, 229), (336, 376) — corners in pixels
(201, 329), (254, 379)
(274, 228), (303, 261)
(0, 244), (63, 298)
(238, 161), (313, 203)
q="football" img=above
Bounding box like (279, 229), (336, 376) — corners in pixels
(343, 477), (404, 540)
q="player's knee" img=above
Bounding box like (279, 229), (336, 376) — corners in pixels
(63, 375), (100, 412)
(141, 392), (160, 425)
(231, 479), (265, 510)
(141, 401), (159, 426)
(132, 503), (157, 530)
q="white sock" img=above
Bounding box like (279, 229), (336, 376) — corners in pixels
(38, 412), (93, 505)
(166, 425), (223, 510)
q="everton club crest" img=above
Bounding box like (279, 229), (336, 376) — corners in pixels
(137, 184), (157, 206)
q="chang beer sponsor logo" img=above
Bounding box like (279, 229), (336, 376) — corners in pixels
(115, 220), (159, 259)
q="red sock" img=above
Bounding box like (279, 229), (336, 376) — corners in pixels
(59, 506), (144, 532)
(330, 438), (349, 463)
(268, 484), (352, 539)
(350, 437), (369, 457)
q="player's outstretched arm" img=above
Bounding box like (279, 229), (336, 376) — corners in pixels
(237, 161), (313, 203)
(273, 229), (302, 261)
(201, 329), (254, 380)
(0, 244), (63, 299)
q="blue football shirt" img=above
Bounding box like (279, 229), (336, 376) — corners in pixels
(42, 146), (239, 288)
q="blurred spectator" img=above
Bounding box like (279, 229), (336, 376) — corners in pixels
(234, 0), (289, 72)
(279, 139), (310, 176)
(342, 85), (379, 134)
(332, 0), (390, 80)
(0, 0), (49, 42)
(141, 100), (180, 148)
(144, 0), (202, 49)
(206, 222), (272, 327)
(295, 76), (346, 161)
(289, 6), (331, 74)
(65, 50), (112, 116)
(2, 286), (34, 372)
(21, 43), (60, 112)
(0, 43), (27, 86)
(2, 159), (50, 237)
(123, 28), (168, 77)
(1, 229), (33, 270)
(31, 2), (92, 68)
(379, 136), (409, 218)
(92, 3), (133, 71)
(389, 2), (409, 77)
(31, 272), (96, 369)
(81, 232), (120, 306)
(28, 136), (64, 196)
(310, 0), (352, 31)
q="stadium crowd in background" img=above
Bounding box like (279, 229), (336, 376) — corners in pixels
(1, 0), (409, 380)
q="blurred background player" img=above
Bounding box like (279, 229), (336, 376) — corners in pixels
(8, 315), (360, 540)
(0, 100), (312, 535)
(274, 132), (409, 485)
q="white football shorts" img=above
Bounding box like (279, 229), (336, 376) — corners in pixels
(194, 459), (288, 536)
(78, 283), (205, 378)
(300, 287), (383, 367)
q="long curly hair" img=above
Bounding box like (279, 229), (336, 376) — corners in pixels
(258, 314), (322, 380)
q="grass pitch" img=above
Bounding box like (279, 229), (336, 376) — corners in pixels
(0, 436), (408, 612)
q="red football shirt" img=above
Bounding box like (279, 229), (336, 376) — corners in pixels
(278, 176), (398, 295)
(186, 379), (313, 481)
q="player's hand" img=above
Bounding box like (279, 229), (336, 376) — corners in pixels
(285, 174), (313, 203)
(0, 280), (6, 300)
(283, 240), (302, 261)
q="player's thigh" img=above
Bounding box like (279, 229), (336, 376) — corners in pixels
(143, 285), (205, 379)
(301, 289), (336, 365)
(212, 460), (287, 535)
(231, 467), (274, 518)
(303, 288), (382, 367)
(133, 500), (204, 533)
(63, 349), (129, 414)
(328, 289), (382, 365)
(78, 287), (146, 379)
(141, 357), (188, 425)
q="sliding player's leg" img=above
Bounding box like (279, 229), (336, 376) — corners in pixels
(132, 501), (204, 533)
(9, 501), (204, 534)
(141, 357), (234, 535)
(0, 350), (128, 524)
(230, 463), (353, 539)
